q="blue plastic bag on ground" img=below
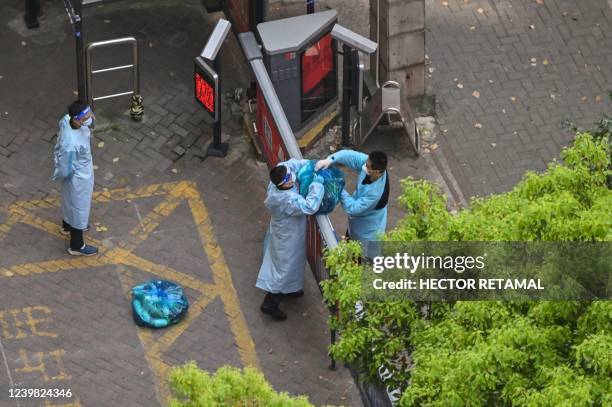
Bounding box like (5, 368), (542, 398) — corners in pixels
(131, 280), (189, 328)
(297, 160), (345, 215)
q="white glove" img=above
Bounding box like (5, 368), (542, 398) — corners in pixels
(315, 158), (333, 171)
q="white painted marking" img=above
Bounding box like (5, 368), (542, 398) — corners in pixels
(0, 337), (20, 406)
(132, 201), (145, 231)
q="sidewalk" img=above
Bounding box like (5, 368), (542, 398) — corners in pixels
(426, 0), (612, 197)
(1, 1), (363, 405)
(1, 0), (479, 406)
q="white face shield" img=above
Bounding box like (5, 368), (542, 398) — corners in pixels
(276, 166), (294, 187)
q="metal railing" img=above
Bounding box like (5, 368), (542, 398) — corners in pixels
(239, 31), (341, 371)
(86, 37), (139, 110)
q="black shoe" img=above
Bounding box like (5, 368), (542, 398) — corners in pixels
(260, 304), (287, 321)
(283, 290), (304, 298)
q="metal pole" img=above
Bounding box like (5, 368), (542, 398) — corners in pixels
(74, 0), (87, 101)
(341, 44), (352, 147)
(239, 32), (339, 250)
(306, 0), (315, 14)
(207, 56), (229, 157)
(24, 0), (40, 29)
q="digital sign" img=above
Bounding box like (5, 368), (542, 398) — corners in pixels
(194, 57), (219, 121)
(301, 32), (337, 123)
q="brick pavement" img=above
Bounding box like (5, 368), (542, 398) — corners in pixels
(1, 0), (364, 405)
(425, 0), (612, 197)
(0, 0), (475, 405)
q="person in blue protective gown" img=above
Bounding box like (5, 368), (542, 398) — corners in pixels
(316, 150), (389, 244)
(52, 101), (98, 256)
(257, 159), (325, 321)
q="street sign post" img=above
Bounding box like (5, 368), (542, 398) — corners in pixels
(196, 18), (231, 158)
(194, 57), (219, 122)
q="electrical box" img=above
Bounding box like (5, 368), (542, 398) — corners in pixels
(257, 10), (338, 134)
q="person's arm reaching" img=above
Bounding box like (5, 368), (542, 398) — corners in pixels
(316, 149), (368, 173)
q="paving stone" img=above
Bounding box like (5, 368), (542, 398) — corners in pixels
(426, 0), (612, 196)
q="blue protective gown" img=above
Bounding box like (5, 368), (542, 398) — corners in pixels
(51, 115), (94, 230)
(256, 159), (324, 294)
(328, 150), (388, 243)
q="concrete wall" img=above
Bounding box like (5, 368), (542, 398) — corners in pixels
(370, 0), (426, 97)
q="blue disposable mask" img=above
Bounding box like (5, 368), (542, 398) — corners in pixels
(82, 117), (93, 127)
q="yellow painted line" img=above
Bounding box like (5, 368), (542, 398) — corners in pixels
(92, 182), (177, 204)
(114, 260), (217, 405)
(128, 196), (183, 244)
(1, 256), (109, 278)
(147, 294), (216, 356)
(0, 212), (20, 242)
(144, 353), (172, 404)
(9, 207), (105, 249)
(44, 399), (82, 407)
(297, 110), (338, 149)
(114, 264), (168, 404)
(12, 197), (61, 211)
(117, 250), (217, 294)
(9, 182), (178, 211)
(185, 183), (261, 370)
(1, 180), (262, 405)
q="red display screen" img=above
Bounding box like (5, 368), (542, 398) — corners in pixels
(195, 71), (215, 115)
(301, 32), (337, 123)
(301, 33), (334, 94)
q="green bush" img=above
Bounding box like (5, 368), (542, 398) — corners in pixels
(322, 133), (611, 406)
(169, 363), (313, 407)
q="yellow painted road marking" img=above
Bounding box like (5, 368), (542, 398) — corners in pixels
(12, 182), (176, 211)
(1, 257), (107, 277)
(0, 212), (19, 242)
(0, 180), (261, 405)
(185, 182), (261, 370)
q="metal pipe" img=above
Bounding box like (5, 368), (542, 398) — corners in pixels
(87, 36), (137, 48)
(375, 0), (380, 87)
(86, 37), (138, 108)
(133, 37), (140, 95)
(93, 91), (134, 101)
(239, 32), (338, 249)
(74, 0), (87, 101)
(316, 214), (338, 249)
(341, 44), (351, 147)
(91, 64), (134, 74)
(85, 36), (93, 107)
(212, 57), (223, 150)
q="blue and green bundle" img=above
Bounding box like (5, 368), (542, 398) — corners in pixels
(131, 280), (189, 328)
(297, 160), (345, 215)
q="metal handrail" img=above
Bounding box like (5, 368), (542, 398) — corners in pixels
(238, 31), (339, 250)
(86, 37), (139, 109)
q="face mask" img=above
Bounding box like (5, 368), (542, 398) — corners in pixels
(362, 163), (370, 176)
(82, 117), (93, 127)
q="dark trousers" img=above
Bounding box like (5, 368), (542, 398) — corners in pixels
(63, 220), (84, 251)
